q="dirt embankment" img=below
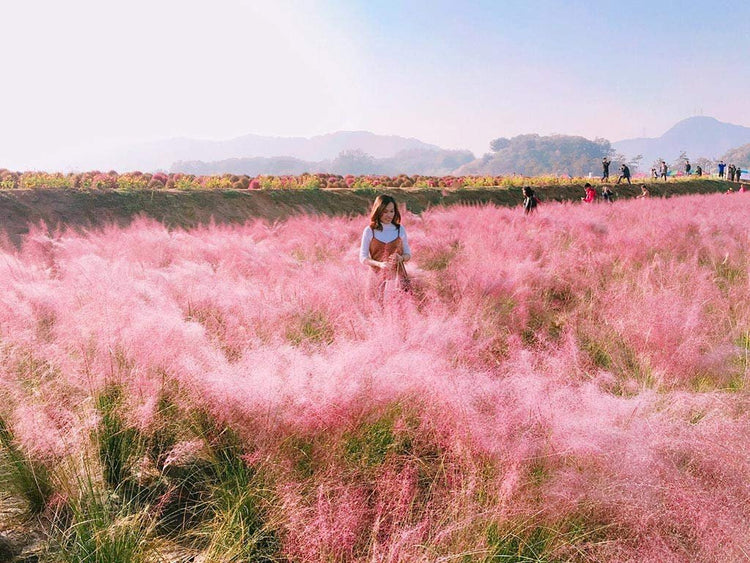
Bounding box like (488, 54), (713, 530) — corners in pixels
(0, 179), (734, 245)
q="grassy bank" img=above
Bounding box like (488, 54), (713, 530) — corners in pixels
(0, 179), (737, 244)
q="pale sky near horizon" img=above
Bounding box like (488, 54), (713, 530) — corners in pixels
(2, 0), (749, 169)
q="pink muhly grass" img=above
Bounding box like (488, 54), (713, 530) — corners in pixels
(279, 480), (369, 561)
(9, 403), (69, 460)
(0, 195), (748, 559)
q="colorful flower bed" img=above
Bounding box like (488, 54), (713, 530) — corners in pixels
(0, 168), (716, 192)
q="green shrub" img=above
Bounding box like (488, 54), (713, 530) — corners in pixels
(0, 415), (55, 514)
(52, 490), (155, 563)
(95, 386), (145, 492)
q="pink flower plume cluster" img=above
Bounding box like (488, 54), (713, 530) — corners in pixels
(0, 193), (748, 560)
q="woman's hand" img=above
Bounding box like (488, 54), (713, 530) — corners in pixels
(365, 258), (388, 269)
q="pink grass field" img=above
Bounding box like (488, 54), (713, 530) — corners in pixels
(1, 193), (750, 561)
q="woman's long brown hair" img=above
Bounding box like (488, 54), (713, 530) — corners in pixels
(369, 194), (401, 231)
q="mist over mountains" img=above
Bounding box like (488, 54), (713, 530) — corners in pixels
(173, 148), (475, 177)
(612, 116), (750, 167)
(26, 116), (750, 176)
(55, 131), (443, 174)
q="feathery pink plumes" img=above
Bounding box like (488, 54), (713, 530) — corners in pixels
(0, 196), (748, 560)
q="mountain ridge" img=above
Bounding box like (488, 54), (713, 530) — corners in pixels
(613, 116), (750, 165)
(33, 116), (750, 175)
(55, 130), (444, 173)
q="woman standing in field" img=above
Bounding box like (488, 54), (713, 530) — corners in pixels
(360, 194), (411, 300)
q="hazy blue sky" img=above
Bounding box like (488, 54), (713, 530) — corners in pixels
(2, 0), (749, 168)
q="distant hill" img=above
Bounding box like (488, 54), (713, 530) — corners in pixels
(42, 116), (750, 176)
(721, 143), (750, 168)
(56, 131), (443, 173)
(173, 156), (315, 176)
(454, 134), (612, 176)
(172, 148), (475, 176)
(613, 116), (750, 166)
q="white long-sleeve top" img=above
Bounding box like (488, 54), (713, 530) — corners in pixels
(359, 224), (411, 264)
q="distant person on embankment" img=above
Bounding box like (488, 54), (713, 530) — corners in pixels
(718, 160), (726, 178)
(616, 163), (631, 185)
(685, 160), (691, 176)
(602, 157), (611, 181)
(522, 186), (539, 214)
(695, 165), (702, 177)
(359, 194), (411, 301)
(660, 160), (668, 181)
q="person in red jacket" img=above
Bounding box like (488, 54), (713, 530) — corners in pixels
(581, 183), (597, 203)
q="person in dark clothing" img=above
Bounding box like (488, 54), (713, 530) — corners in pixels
(737, 167), (742, 182)
(695, 165), (702, 177)
(660, 160), (668, 181)
(616, 163), (631, 185)
(522, 186), (539, 214)
(602, 184), (614, 202)
(729, 164), (736, 182)
(651, 167), (658, 179)
(685, 160), (691, 175)
(718, 160), (726, 178)
(602, 157), (611, 180)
